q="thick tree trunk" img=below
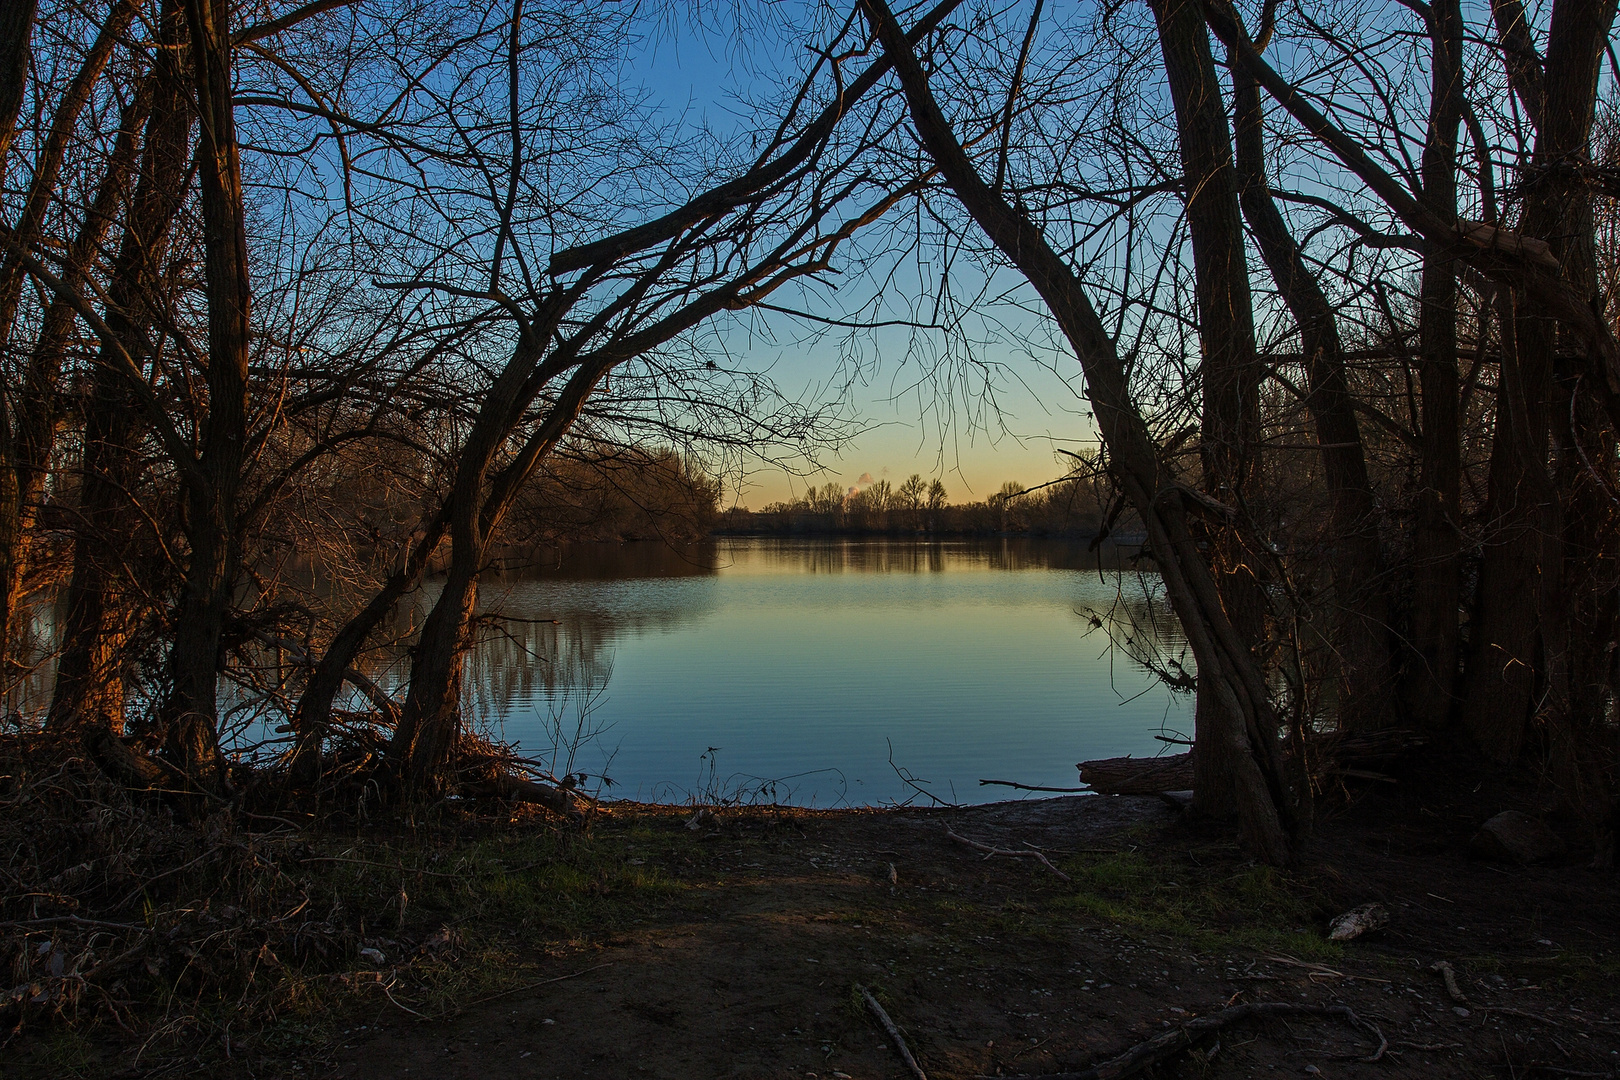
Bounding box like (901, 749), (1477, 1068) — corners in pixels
(0, 0), (38, 178)
(863, 0), (1295, 863)
(4, 85), (152, 700)
(288, 513), (447, 785)
(0, 0), (140, 677)
(1463, 0), (1617, 760)
(1231, 67), (1395, 733)
(155, 0), (254, 790)
(48, 1), (192, 732)
(1151, 0), (1280, 819)
(1406, 0), (1466, 729)
(391, 563), (482, 797)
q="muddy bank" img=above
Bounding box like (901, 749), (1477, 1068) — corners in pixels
(8, 777), (1619, 1079)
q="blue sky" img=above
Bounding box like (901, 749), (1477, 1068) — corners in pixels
(631, 2), (1104, 507)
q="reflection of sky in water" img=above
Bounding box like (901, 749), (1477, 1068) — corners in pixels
(454, 538), (1190, 806)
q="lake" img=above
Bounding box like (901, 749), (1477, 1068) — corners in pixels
(400, 537), (1191, 806)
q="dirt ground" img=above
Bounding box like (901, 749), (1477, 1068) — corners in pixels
(9, 751), (1620, 1080)
(313, 782), (1618, 1080)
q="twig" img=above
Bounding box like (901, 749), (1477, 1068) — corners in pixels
(378, 979), (428, 1018)
(1482, 1007), (1569, 1028)
(888, 739), (960, 808)
(1264, 954), (1392, 984)
(1431, 960), (1469, 1004)
(859, 985), (929, 1080)
(944, 827), (1072, 881)
(0, 915), (148, 933)
(988, 1002), (1385, 1080)
(978, 779), (1088, 793)
(454, 963), (614, 1012)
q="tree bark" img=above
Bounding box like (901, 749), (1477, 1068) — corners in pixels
(49, 0), (193, 733)
(0, 0), (141, 678)
(1150, 0), (1277, 820)
(157, 0), (254, 790)
(0, 0), (38, 180)
(862, 0), (1295, 863)
(1463, 0), (1617, 760)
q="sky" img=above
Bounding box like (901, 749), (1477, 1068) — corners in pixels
(632, 4), (1105, 509)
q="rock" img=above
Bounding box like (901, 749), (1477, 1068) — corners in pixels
(1157, 790), (1195, 812)
(1470, 811), (1565, 864)
(1327, 902), (1389, 941)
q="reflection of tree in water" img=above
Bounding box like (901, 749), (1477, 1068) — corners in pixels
(736, 537), (1150, 575)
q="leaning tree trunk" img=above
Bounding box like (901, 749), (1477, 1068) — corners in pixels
(864, 0), (1296, 863)
(7, 85), (151, 663)
(288, 512), (448, 785)
(0, 0), (141, 681)
(1231, 63), (1396, 734)
(1406, 0), (1466, 730)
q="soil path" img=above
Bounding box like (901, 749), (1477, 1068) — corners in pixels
(321, 795), (1620, 1079)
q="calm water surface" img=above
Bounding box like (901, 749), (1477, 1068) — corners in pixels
(424, 537), (1190, 806)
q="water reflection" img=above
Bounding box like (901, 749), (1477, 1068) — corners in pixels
(447, 537), (1190, 805)
(6, 538), (1192, 806)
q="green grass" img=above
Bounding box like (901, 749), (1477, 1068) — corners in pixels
(1045, 848), (1343, 961)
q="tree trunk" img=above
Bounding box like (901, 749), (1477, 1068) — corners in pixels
(863, 0), (1295, 863)
(1231, 65), (1395, 733)
(48, 0), (192, 732)
(1151, 0), (1279, 818)
(391, 563), (482, 797)
(0, 0), (38, 179)
(1406, 0), (1466, 729)
(1463, 0), (1617, 760)
(289, 513), (447, 785)
(0, 0), (141, 677)
(157, 0), (254, 789)
(4, 83), (152, 701)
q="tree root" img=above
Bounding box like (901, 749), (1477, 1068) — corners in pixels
(988, 1001), (1385, 1080)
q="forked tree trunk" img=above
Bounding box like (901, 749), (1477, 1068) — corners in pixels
(863, 0), (1296, 863)
(1150, 0), (1277, 820)
(288, 513), (447, 785)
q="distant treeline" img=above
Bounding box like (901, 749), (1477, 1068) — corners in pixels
(720, 472), (1113, 537)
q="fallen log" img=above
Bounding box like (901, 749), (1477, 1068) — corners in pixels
(1078, 729), (1429, 795)
(1076, 754), (1193, 795)
(464, 774), (581, 818)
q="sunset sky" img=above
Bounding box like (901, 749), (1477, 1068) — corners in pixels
(636, 6), (1106, 509)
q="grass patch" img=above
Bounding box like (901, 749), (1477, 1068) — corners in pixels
(1047, 848), (1342, 960)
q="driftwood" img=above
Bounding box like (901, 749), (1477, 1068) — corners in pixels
(1076, 754), (1194, 795)
(859, 985), (930, 1080)
(1078, 729), (1430, 795)
(945, 827), (1072, 881)
(988, 1001), (1385, 1080)
(465, 774), (580, 818)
